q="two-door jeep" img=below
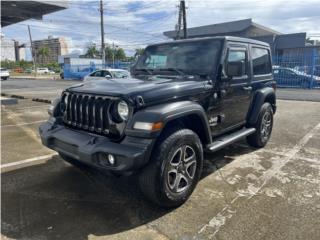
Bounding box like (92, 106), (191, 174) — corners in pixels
(40, 36), (276, 207)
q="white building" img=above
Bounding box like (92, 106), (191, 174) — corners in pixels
(1, 35), (16, 61)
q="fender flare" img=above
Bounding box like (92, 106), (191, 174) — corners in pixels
(248, 87), (276, 125)
(125, 101), (212, 143)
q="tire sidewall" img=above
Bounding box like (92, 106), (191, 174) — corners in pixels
(157, 130), (203, 205)
(256, 103), (273, 146)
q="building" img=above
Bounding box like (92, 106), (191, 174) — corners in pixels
(0, 35), (26, 61)
(1, 1), (68, 27)
(1, 36), (15, 61)
(163, 19), (320, 57)
(32, 36), (69, 64)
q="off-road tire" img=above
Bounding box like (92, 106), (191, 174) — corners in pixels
(139, 128), (203, 208)
(247, 102), (273, 148)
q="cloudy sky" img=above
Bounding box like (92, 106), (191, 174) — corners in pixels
(2, 0), (320, 57)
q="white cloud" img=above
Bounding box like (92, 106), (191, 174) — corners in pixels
(2, 0), (319, 58)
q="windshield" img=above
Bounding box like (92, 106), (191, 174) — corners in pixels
(135, 39), (222, 76)
(111, 70), (130, 78)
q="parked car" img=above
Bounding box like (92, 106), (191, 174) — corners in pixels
(0, 68), (10, 80)
(83, 69), (131, 82)
(40, 36), (276, 207)
(33, 68), (50, 74)
(272, 66), (320, 88)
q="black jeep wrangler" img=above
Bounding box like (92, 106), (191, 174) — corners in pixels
(40, 36), (276, 207)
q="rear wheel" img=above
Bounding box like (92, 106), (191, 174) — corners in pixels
(139, 128), (203, 208)
(247, 102), (273, 148)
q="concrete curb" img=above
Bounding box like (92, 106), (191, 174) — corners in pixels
(1, 93), (52, 104)
(32, 98), (52, 104)
(10, 76), (59, 81)
(1, 93), (25, 99)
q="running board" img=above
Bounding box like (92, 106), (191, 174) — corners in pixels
(206, 128), (256, 152)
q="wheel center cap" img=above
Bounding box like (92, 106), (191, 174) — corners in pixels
(178, 164), (185, 173)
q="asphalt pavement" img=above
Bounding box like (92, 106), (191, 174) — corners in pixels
(1, 78), (320, 240)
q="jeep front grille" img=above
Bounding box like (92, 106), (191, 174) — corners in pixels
(61, 92), (113, 135)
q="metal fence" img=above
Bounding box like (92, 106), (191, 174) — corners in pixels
(272, 49), (320, 89)
(63, 62), (132, 80)
(63, 53), (320, 89)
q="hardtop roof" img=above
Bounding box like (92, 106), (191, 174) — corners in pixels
(148, 36), (270, 48)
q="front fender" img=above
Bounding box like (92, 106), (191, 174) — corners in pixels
(125, 101), (211, 142)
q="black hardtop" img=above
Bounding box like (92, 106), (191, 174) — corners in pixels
(148, 36), (270, 48)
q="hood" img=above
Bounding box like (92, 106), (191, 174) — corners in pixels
(66, 76), (208, 105)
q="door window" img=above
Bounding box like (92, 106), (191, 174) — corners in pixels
(90, 71), (102, 77)
(252, 48), (271, 75)
(226, 49), (247, 77)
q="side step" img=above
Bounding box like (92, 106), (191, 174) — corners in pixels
(206, 128), (256, 152)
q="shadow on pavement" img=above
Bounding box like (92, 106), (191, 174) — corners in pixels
(1, 142), (256, 239)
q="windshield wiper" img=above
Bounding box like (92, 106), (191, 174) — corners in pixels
(158, 68), (186, 76)
(135, 68), (153, 75)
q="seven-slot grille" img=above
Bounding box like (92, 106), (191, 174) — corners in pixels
(61, 92), (112, 135)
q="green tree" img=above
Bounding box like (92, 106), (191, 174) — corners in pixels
(115, 48), (126, 61)
(85, 44), (99, 58)
(105, 46), (126, 62)
(38, 47), (50, 63)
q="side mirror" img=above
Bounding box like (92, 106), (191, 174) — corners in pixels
(226, 61), (245, 78)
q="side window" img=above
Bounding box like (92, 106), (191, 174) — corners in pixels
(90, 71), (97, 76)
(252, 47), (271, 75)
(94, 71), (103, 77)
(226, 49), (247, 77)
(101, 70), (111, 77)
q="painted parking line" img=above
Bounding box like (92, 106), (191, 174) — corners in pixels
(1, 153), (57, 173)
(1, 120), (47, 128)
(197, 122), (320, 238)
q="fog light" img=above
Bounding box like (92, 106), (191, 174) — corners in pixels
(108, 154), (115, 165)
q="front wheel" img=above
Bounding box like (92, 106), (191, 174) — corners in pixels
(139, 128), (203, 208)
(247, 102), (274, 148)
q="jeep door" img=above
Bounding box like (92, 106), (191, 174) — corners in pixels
(211, 43), (252, 135)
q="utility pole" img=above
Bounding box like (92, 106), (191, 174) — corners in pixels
(28, 25), (37, 76)
(100, 0), (105, 67)
(112, 42), (115, 68)
(175, 0), (187, 39)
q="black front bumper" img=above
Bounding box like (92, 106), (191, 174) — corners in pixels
(39, 119), (155, 171)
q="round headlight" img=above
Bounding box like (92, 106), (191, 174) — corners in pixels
(117, 100), (129, 120)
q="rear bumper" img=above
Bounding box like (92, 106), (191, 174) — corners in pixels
(39, 119), (155, 172)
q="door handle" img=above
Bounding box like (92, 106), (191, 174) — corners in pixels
(243, 86), (252, 91)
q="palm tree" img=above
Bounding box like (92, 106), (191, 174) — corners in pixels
(38, 47), (49, 64)
(85, 44), (99, 58)
(134, 48), (144, 59)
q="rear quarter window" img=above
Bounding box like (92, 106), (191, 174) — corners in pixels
(252, 47), (271, 75)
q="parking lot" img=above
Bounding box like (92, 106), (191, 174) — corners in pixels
(1, 79), (320, 240)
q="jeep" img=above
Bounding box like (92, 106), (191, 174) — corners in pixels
(39, 36), (276, 207)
